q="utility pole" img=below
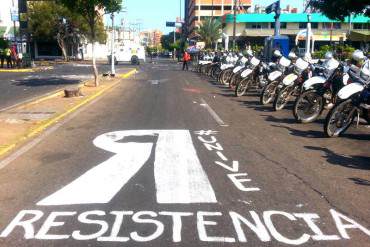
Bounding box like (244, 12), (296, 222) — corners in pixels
(173, 26), (176, 60)
(11, 0), (16, 45)
(110, 13), (115, 76)
(305, 13), (312, 58)
(273, 0), (281, 36)
(212, 0), (214, 19)
(304, 0), (312, 58)
(329, 22), (333, 46)
(232, 0), (237, 50)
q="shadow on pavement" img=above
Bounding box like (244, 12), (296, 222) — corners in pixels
(348, 177), (370, 186)
(270, 124), (325, 138)
(263, 115), (297, 124)
(11, 78), (80, 87)
(305, 146), (370, 170)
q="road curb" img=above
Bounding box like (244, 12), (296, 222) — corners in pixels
(0, 66), (54, 73)
(0, 68), (34, 73)
(0, 68), (136, 113)
(0, 68), (137, 159)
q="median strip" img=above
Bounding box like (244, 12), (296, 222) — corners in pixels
(0, 68), (137, 159)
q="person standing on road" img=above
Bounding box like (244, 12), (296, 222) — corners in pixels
(0, 47), (4, 68)
(10, 45), (18, 68)
(4, 47), (12, 68)
(182, 50), (191, 71)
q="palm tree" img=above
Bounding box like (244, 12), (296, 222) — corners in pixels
(196, 17), (222, 49)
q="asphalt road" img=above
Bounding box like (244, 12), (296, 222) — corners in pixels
(0, 59), (369, 247)
(0, 62), (136, 111)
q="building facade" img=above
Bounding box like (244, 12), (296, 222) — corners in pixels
(185, 0), (252, 38)
(140, 29), (163, 47)
(222, 13), (370, 51)
(0, 0), (18, 40)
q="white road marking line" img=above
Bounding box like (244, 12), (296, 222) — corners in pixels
(200, 98), (228, 127)
(37, 142), (153, 205)
(154, 130), (217, 204)
(38, 130), (217, 205)
(216, 151), (228, 161)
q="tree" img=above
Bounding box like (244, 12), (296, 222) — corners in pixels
(28, 1), (106, 61)
(59, 0), (122, 86)
(196, 18), (222, 49)
(309, 0), (370, 21)
(161, 32), (181, 51)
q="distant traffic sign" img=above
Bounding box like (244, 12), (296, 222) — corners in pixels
(10, 8), (18, 22)
(166, 22), (175, 27)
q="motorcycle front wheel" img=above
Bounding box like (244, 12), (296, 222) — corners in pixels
(293, 89), (324, 123)
(222, 70), (232, 85)
(229, 74), (239, 89)
(260, 82), (277, 105)
(324, 99), (356, 137)
(235, 77), (250, 97)
(273, 85), (291, 111)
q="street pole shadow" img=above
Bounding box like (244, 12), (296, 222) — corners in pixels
(348, 177), (370, 186)
(305, 146), (370, 171)
(263, 115), (298, 125)
(270, 124), (325, 138)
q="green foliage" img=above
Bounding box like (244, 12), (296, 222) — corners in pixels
(28, 1), (68, 40)
(0, 38), (9, 49)
(59, 0), (122, 42)
(336, 44), (356, 60)
(169, 40), (181, 51)
(313, 44), (356, 60)
(251, 44), (263, 54)
(310, 0), (370, 21)
(160, 32), (181, 51)
(196, 18), (222, 49)
(313, 45), (332, 59)
(28, 1), (106, 43)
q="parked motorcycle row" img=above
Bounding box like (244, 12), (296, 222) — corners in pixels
(194, 49), (370, 137)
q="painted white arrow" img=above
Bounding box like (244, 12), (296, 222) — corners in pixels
(37, 130), (217, 206)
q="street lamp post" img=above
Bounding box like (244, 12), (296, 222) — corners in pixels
(232, 0), (237, 50)
(273, 0), (281, 37)
(305, 12), (312, 58)
(111, 13), (115, 76)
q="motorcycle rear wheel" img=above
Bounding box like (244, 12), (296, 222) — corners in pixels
(324, 99), (356, 137)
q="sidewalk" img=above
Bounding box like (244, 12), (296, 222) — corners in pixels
(0, 69), (136, 159)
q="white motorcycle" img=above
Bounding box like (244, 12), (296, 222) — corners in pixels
(260, 55), (292, 105)
(234, 56), (262, 97)
(273, 57), (311, 111)
(324, 64), (370, 137)
(293, 56), (346, 123)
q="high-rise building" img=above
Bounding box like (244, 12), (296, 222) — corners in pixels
(140, 29), (163, 47)
(184, 0), (252, 38)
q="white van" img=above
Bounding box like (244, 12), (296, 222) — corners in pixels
(108, 44), (146, 65)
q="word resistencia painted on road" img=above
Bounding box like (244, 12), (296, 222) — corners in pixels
(0, 130), (369, 245)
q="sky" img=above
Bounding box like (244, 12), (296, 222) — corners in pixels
(106, 0), (304, 34)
